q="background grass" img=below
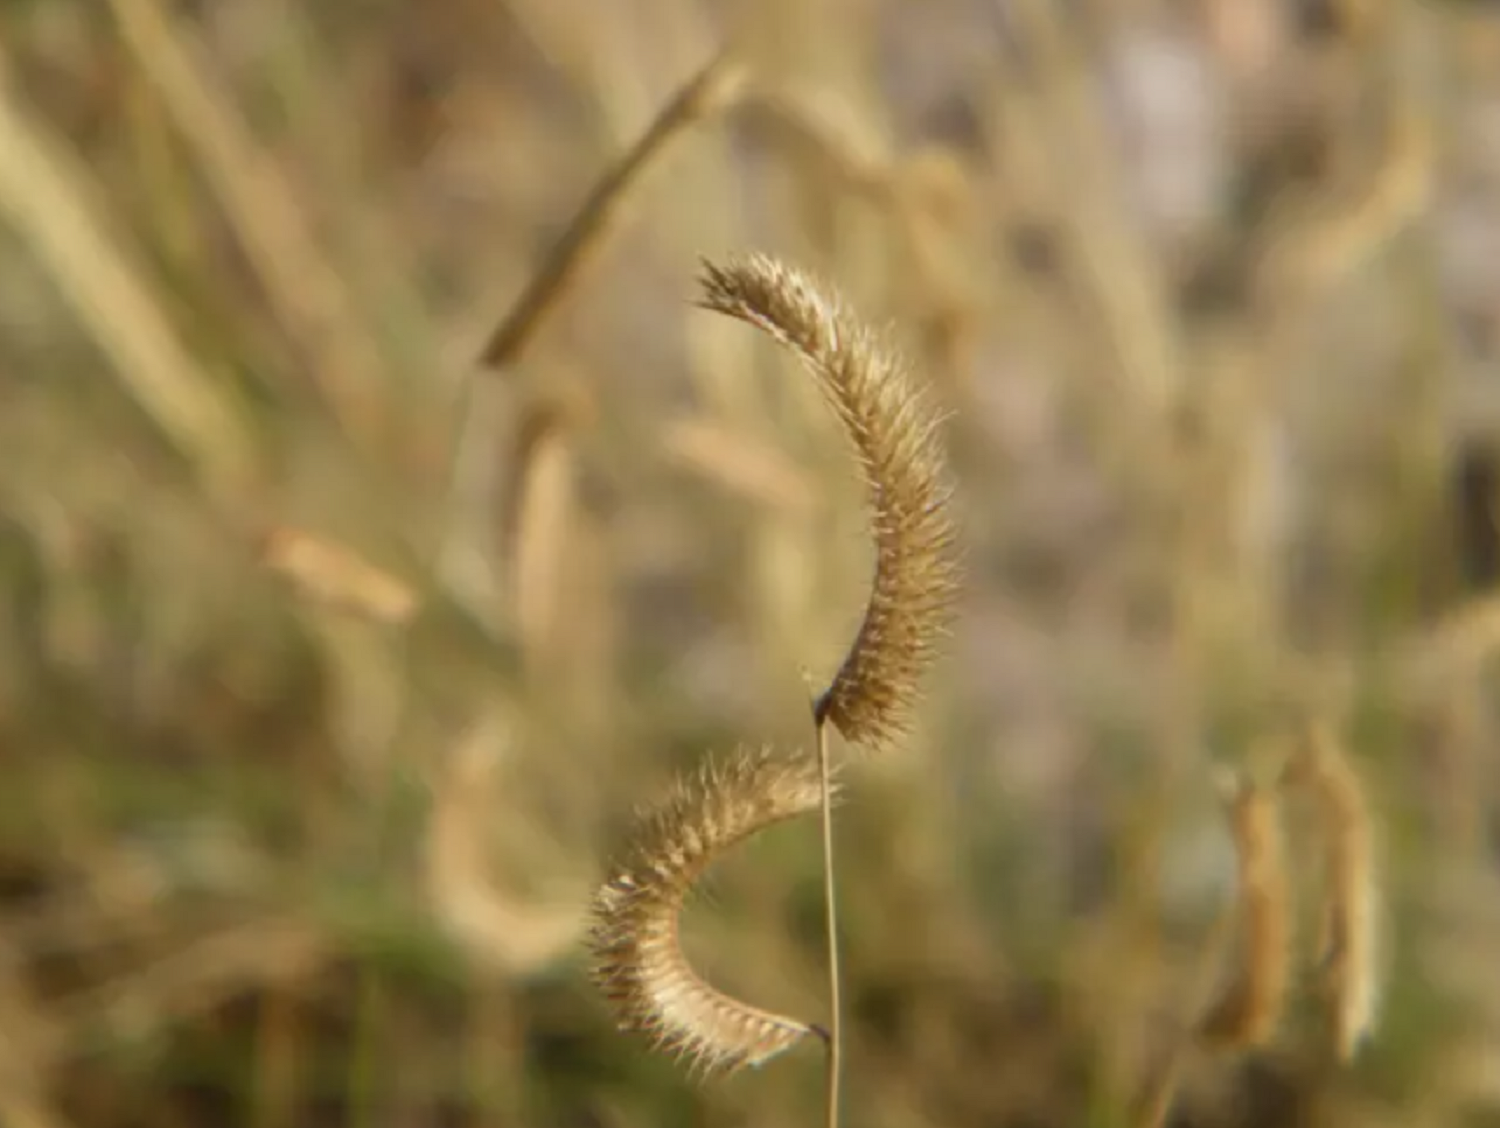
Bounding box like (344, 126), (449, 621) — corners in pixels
(3, 1), (1500, 1126)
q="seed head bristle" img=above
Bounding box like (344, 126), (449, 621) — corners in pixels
(697, 253), (962, 752)
(587, 745), (832, 1077)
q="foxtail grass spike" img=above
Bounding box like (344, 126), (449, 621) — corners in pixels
(587, 746), (832, 1077)
(697, 254), (961, 751)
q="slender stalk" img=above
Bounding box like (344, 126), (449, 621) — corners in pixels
(813, 717), (842, 1128)
(1135, 902), (1233, 1128)
(479, 47), (744, 369)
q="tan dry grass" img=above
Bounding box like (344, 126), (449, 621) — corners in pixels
(479, 48), (747, 373)
(698, 254), (963, 753)
(1284, 725), (1385, 1064)
(1196, 771), (1292, 1050)
(105, 0), (393, 454)
(587, 745), (830, 1076)
(0, 46), (253, 496)
(2, 3), (1495, 1127)
(423, 713), (588, 975)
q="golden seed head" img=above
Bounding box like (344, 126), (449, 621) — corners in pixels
(698, 254), (962, 752)
(586, 745), (833, 1076)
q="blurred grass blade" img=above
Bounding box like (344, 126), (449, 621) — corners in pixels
(0, 55), (254, 497)
(479, 46), (746, 370)
(106, 0), (391, 452)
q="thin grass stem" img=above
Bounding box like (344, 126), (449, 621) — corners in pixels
(814, 717), (842, 1128)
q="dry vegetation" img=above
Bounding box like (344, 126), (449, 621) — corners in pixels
(5, 1), (1500, 1126)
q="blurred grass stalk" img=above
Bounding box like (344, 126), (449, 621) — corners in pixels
(105, 0), (394, 461)
(0, 44), (254, 501)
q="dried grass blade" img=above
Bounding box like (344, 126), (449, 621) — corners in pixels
(0, 55), (253, 496)
(1196, 771), (1292, 1049)
(425, 717), (586, 975)
(480, 49), (746, 370)
(259, 526), (418, 625)
(106, 0), (390, 449)
(1285, 726), (1384, 1062)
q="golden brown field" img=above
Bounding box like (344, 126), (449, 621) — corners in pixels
(4, 1), (1500, 1126)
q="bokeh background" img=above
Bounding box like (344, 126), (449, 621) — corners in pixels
(4, 0), (1500, 1125)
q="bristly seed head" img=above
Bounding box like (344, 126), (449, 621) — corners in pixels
(587, 745), (833, 1077)
(697, 253), (962, 752)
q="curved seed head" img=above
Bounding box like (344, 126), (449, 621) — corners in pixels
(698, 254), (962, 752)
(587, 745), (833, 1077)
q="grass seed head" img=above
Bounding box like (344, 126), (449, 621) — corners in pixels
(1196, 770), (1292, 1050)
(1283, 725), (1385, 1063)
(587, 745), (833, 1077)
(697, 253), (962, 752)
